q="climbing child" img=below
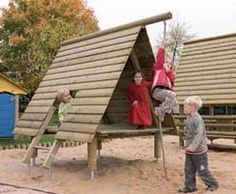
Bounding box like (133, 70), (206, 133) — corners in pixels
(128, 70), (152, 129)
(151, 41), (178, 122)
(56, 88), (72, 127)
(178, 96), (218, 193)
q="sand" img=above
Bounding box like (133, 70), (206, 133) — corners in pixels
(0, 135), (235, 194)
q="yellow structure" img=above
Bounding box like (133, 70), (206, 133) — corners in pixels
(0, 74), (28, 95)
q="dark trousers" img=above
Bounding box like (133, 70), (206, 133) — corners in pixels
(185, 152), (218, 191)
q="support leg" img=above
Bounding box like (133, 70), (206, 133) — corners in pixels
(97, 140), (102, 159)
(88, 137), (98, 180)
(154, 134), (161, 160)
(31, 148), (38, 167)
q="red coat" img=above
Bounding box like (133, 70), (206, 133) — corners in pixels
(151, 47), (176, 90)
(128, 81), (152, 126)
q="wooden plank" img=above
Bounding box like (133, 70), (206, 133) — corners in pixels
(14, 127), (39, 136)
(43, 63), (124, 81)
(75, 88), (114, 97)
(177, 88), (236, 96)
(53, 42), (133, 64)
(174, 115), (236, 120)
(28, 99), (55, 106)
(56, 131), (94, 142)
(175, 78), (236, 87)
(24, 106), (51, 113)
(107, 106), (128, 113)
(47, 56), (126, 75)
(177, 62), (236, 73)
(16, 120), (42, 128)
(184, 36), (236, 49)
(60, 27), (141, 52)
(176, 68), (235, 79)
(177, 94), (236, 101)
(19, 113), (47, 121)
(72, 97), (111, 105)
(57, 34), (138, 58)
(181, 49), (236, 62)
(175, 83), (235, 92)
(68, 105), (107, 114)
(37, 80), (118, 93)
(179, 54), (235, 65)
(60, 122), (98, 133)
(50, 49), (130, 69)
(176, 73), (236, 82)
(182, 42), (236, 56)
(32, 92), (56, 100)
(64, 114), (102, 124)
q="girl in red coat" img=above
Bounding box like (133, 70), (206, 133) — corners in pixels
(151, 42), (179, 122)
(128, 71), (152, 129)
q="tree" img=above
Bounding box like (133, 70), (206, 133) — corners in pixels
(0, 0), (99, 92)
(156, 19), (194, 69)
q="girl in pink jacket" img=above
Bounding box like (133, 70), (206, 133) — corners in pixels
(151, 43), (179, 121)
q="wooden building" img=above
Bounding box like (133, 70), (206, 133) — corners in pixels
(175, 33), (236, 114)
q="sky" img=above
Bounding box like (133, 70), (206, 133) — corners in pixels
(0, 0), (235, 48)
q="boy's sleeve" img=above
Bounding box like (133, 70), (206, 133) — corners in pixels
(151, 47), (165, 77)
(188, 118), (204, 151)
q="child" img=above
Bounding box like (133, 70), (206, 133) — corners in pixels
(151, 42), (178, 122)
(56, 88), (72, 127)
(128, 71), (152, 129)
(178, 96), (218, 193)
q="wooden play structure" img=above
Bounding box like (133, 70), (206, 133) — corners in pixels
(14, 12), (177, 179)
(174, 33), (236, 146)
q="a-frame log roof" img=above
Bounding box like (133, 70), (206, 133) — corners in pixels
(176, 33), (236, 105)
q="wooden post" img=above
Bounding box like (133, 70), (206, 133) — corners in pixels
(88, 136), (98, 180)
(154, 134), (161, 159)
(97, 139), (102, 159)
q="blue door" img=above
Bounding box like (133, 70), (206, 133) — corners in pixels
(0, 93), (15, 138)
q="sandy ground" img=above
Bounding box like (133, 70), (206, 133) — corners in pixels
(0, 135), (235, 194)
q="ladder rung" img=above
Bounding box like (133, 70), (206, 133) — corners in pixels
(34, 145), (51, 150)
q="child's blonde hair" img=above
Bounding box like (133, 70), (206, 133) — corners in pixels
(57, 88), (70, 102)
(185, 96), (203, 109)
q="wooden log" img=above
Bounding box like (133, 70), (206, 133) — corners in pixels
(62, 12), (172, 46)
(57, 34), (137, 58)
(19, 113), (46, 121)
(16, 120), (42, 128)
(68, 105), (106, 114)
(75, 88), (114, 98)
(40, 71), (121, 87)
(54, 42), (134, 64)
(72, 97), (111, 106)
(43, 63), (124, 81)
(47, 56), (126, 75)
(87, 136), (98, 178)
(24, 106), (51, 114)
(14, 127), (38, 136)
(207, 143), (236, 151)
(60, 27), (141, 51)
(50, 49), (130, 69)
(176, 88), (236, 96)
(28, 99), (55, 106)
(174, 115), (236, 120)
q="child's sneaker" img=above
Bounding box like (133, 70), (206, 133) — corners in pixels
(206, 184), (218, 192)
(154, 107), (165, 122)
(177, 188), (197, 193)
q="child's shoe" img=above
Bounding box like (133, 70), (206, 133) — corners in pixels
(206, 184), (218, 192)
(154, 107), (165, 122)
(177, 188), (197, 193)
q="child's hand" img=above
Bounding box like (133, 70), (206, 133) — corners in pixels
(133, 100), (138, 106)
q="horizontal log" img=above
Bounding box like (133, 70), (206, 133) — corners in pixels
(43, 63), (124, 81)
(19, 113), (47, 121)
(207, 144), (236, 151)
(50, 49), (130, 69)
(178, 123), (236, 128)
(72, 97), (111, 105)
(57, 34), (137, 58)
(32, 92), (57, 100)
(177, 61), (236, 74)
(64, 114), (102, 124)
(177, 94), (236, 102)
(182, 42), (236, 56)
(177, 99), (236, 105)
(40, 71), (121, 87)
(176, 68), (235, 79)
(24, 106), (51, 114)
(14, 127), (38, 136)
(179, 54), (235, 66)
(16, 120), (42, 128)
(47, 56), (126, 75)
(181, 50), (235, 62)
(176, 88), (236, 96)
(54, 41), (134, 64)
(28, 99), (55, 106)
(75, 88), (114, 98)
(174, 115), (236, 120)
(62, 12), (172, 46)
(56, 131), (94, 142)
(60, 27), (141, 52)
(37, 80), (118, 93)
(68, 105), (107, 114)
(184, 35), (236, 49)
(60, 122), (98, 133)
(175, 78), (236, 87)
